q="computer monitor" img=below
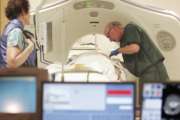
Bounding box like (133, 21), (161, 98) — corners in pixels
(0, 68), (48, 120)
(42, 82), (136, 120)
(141, 82), (180, 120)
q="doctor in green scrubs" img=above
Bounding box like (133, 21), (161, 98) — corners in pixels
(104, 21), (169, 82)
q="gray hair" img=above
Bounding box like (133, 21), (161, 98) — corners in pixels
(104, 21), (122, 35)
(109, 21), (122, 27)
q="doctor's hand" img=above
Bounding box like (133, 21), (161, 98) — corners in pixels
(109, 49), (120, 57)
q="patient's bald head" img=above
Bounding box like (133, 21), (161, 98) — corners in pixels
(104, 21), (124, 42)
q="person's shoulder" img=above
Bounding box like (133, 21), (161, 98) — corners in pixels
(10, 28), (23, 34)
(125, 23), (138, 30)
(8, 28), (23, 40)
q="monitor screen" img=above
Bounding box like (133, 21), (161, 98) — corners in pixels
(43, 83), (135, 120)
(0, 76), (36, 113)
(141, 83), (180, 120)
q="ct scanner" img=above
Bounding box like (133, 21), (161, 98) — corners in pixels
(26, 0), (180, 82)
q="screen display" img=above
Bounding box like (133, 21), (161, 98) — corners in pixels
(43, 83), (135, 120)
(141, 83), (180, 120)
(0, 77), (36, 113)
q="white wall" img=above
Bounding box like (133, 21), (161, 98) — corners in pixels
(30, 0), (42, 11)
(30, 0), (66, 11)
(30, 0), (180, 15)
(132, 0), (180, 15)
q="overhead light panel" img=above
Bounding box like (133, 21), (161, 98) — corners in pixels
(74, 0), (115, 10)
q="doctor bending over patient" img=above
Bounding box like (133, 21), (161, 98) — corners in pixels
(104, 21), (169, 81)
(0, 0), (36, 68)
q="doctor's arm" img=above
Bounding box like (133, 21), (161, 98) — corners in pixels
(118, 43), (140, 54)
(110, 43), (140, 57)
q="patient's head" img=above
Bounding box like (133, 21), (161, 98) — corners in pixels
(104, 21), (124, 42)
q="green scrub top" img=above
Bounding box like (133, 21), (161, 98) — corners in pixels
(120, 23), (165, 77)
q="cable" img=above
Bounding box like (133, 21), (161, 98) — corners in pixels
(33, 15), (41, 50)
(40, 45), (53, 65)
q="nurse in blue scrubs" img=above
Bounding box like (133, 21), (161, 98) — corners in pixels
(0, 0), (36, 68)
